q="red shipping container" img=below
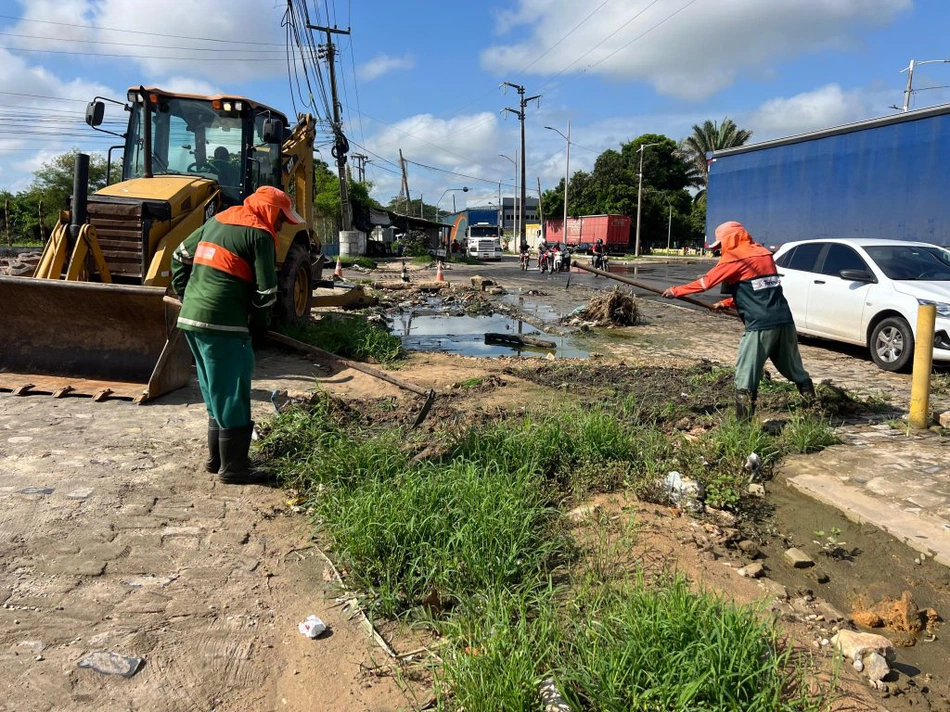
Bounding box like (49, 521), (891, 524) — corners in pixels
(544, 215), (630, 251)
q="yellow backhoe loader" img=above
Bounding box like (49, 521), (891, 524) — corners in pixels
(0, 86), (371, 403)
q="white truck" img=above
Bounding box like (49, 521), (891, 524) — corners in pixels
(465, 222), (503, 260)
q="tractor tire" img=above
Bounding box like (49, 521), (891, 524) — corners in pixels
(275, 243), (312, 328)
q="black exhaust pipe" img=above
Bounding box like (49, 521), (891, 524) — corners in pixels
(68, 152), (90, 244)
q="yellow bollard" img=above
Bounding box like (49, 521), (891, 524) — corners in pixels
(909, 303), (937, 429)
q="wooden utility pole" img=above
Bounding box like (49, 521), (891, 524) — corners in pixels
(37, 200), (44, 243)
(4, 200), (10, 247)
(308, 23), (352, 231)
(502, 82), (541, 252)
(398, 149), (411, 215)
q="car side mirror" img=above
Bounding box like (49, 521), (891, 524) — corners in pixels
(839, 269), (876, 283)
(85, 101), (105, 127)
(262, 117), (284, 144)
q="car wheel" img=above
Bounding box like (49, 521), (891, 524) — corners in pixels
(275, 242), (312, 328)
(869, 316), (914, 372)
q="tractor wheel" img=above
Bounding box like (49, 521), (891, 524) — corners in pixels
(275, 243), (312, 328)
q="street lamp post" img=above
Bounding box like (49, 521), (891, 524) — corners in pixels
(666, 200), (673, 253)
(499, 153), (517, 249)
(901, 58), (950, 111)
(437, 187), (469, 259)
(544, 121), (571, 247)
(635, 142), (660, 258)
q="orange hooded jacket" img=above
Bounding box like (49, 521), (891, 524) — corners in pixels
(670, 221), (794, 330)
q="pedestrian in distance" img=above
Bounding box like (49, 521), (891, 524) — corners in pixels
(662, 220), (815, 419)
(171, 186), (305, 484)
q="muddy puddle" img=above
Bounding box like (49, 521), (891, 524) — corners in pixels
(762, 479), (950, 710)
(391, 310), (590, 358)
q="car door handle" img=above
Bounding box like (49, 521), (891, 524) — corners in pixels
(813, 280), (825, 285)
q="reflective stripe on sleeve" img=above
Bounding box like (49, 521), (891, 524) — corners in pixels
(177, 317), (249, 333)
(193, 241), (253, 282)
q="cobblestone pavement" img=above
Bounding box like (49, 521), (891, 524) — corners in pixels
(0, 354), (409, 712)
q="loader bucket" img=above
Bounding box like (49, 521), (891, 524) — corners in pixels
(0, 276), (192, 403)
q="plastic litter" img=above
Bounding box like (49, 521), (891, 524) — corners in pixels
(745, 452), (762, 482)
(665, 471), (704, 513)
(297, 615), (327, 638)
(77, 651), (144, 678)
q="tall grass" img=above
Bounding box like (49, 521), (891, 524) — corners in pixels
(286, 314), (403, 363)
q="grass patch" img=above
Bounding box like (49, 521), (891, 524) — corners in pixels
(411, 255), (434, 265)
(286, 314), (402, 363)
(781, 412), (840, 453)
(437, 577), (829, 712)
(341, 256), (377, 269)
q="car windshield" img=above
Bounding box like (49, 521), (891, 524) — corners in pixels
(864, 245), (950, 281)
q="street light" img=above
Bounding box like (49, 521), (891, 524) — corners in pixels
(437, 187), (468, 259)
(666, 198), (673, 253)
(635, 142), (660, 258)
(544, 121), (571, 248)
(900, 58), (950, 111)
(436, 186), (469, 218)
(499, 153), (517, 246)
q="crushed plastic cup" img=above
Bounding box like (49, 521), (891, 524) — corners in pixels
(77, 650), (144, 678)
(297, 615), (327, 639)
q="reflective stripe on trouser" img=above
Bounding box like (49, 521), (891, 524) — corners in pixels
(734, 324), (811, 393)
(184, 331), (254, 429)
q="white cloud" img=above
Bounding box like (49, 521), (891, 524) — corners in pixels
(744, 84), (877, 138)
(481, 0), (911, 100)
(356, 54), (416, 82)
(156, 77), (222, 97)
(9, 0), (290, 83)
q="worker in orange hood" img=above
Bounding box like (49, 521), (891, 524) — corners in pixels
(662, 221), (814, 418)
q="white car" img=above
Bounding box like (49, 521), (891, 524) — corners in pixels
(773, 238), (950, 371)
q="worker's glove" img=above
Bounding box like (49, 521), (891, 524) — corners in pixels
(711, 300), (729, 311)
(661, 288), (676, 299)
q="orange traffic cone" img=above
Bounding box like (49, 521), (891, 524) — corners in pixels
(435, 261), (445, 283)
(333, 255), (343, 280)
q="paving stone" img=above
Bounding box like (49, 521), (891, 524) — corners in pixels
(938, 410), (950, 428)
(112, 516), (164, 530)
(65, 488), (95, 499)
(737, 562), (765, 578)
(80, 543), (127, 561)
(38, 558), (106, 577)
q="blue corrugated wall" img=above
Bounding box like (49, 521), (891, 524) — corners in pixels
(707, 112), (950, 248)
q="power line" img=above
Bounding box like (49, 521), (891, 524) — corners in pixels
(404, 157), (515, 187)
(0, 44), (287, 61)
(517, 0), (613, 75)
(0, 14), (284, 46)
(0, 30), (285, 53)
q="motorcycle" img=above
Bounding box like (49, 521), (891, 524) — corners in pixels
(552, 249), (563, 273)
(539, 250), (550, 273)
(520, 251), (530, 271)
(591, 252), (609, 271)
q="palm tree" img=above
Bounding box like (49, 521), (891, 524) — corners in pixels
(679, 118), (753, 197)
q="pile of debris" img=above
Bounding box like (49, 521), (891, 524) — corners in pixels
(571, 287), (640, 326)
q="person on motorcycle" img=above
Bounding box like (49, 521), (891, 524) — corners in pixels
(519, 241), (530, 270)
(592, 239), (606, 270)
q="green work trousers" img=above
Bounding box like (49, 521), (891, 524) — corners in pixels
(184, 331), (254, 429)
(734, 324), (810, 393)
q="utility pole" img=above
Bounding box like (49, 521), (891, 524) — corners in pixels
(398, 149), (411, 215)
(634, 142), (659, 258)
(502, 82), (541, 251)
(352, 152), (368, 182)
(309, 22), (352, 231)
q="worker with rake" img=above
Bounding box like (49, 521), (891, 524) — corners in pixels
(172, 186), (305, 483)
(662, 220), (814, 419)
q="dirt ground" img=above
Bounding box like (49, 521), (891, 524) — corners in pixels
(2, 257), (949, 711)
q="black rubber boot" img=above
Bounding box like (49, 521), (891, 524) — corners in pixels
(206, 417), (221, 474)
(797, 379), (816, 399)
(218, 422), (268, 485)
(735, 389), (757, 421)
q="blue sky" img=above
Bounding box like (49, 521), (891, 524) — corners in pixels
(0, 0), (948, 209)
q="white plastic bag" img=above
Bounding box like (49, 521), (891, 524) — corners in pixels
(297, 615), (327, 638)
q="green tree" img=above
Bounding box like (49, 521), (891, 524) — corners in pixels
(29, 149), (110, 216)
(679, 118), (752, 195)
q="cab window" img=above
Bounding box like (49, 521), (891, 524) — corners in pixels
(249, 113), (282, 191)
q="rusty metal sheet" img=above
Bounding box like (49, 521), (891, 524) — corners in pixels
(0, 276), (192, 403)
